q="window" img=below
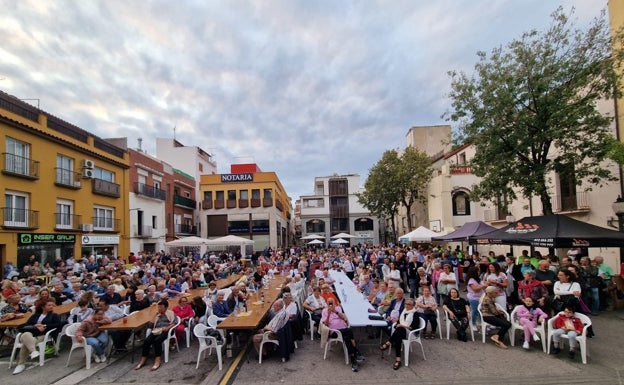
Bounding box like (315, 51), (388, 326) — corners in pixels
(93, 167), (114, 182)
(56, 199), (74, 229)
(184, 190), (191, 198)
(452, 191), (471, 216)
(153, 181), (161, 190)
(5, 137), (30, 175)
(56, 155), (75, 185)
(152, 215), (157, 229)
(138, 174), (147, 185)
(240, 190), (248, 200)
(203, 191), (212, 201)
(252, 189), (261, 199)
(4, 191), (28, 226)
(263, 189), (272, 199)
(93, 206), (114, 230)
(216, 191), (224, 200)
(228, 190), (236, 200)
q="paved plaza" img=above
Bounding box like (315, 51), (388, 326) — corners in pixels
(0, 308), (622, 385)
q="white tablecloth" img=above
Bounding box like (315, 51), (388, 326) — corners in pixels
(329, 270), (386, 327)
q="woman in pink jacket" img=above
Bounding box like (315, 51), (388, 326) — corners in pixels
(515, 297), (547, 350)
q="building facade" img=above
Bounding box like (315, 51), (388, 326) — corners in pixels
(299, 174), (379, 246)
(0, 91), (130, 268)
(199, 163), (292, 252)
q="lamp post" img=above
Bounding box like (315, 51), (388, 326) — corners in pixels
(506, 212), (515, 256)
(612, 196), (624, 264)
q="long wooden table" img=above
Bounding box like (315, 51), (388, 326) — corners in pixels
(217, 275), (287, 331)
(0, 300), (78, 329)
(215, 274), (243, 289)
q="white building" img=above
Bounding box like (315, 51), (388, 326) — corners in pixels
(299, 174), (379, 246)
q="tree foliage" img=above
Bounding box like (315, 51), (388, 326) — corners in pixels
(446, 8), (624, 215)
(358, 147), (433, 241)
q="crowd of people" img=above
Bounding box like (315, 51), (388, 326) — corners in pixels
(0, 243), (618, 374)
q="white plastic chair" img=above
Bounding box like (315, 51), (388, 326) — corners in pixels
(207, 314), (226, 341)
(444, 308), (475, 342)
(193, 324), (224, 370)
(9, 327), (57, 368)
(402, 317), (427, 366)
(322, 329), (349, 365)
(305, 309), (316, 340)
(64, 323), (93, 369)
(477, 301), (510, 343)
(55, 323), (71, 355)
(258, 331), (280, 364)
(547, 312), (592, 364)
(509, 305), (547, 352)
(147, 316), (181, 363)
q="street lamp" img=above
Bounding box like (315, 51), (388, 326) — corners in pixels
(611, 196), (624, 264)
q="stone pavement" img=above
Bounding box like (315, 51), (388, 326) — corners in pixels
(0, 310), (622, 385)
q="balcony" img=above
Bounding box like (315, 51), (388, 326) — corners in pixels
(55, 168), (82, 189)
(134, 182), (166, 200)
(92, 217), (121, 232)
(227, 199), (236, 208)
(175, 224), (197, 235)
(263, 198), (273, 207)
(251, 199), (261, 208)
(174, 195), (196, 209)
(449, 164), (472, 174)
(552, 192), (590, 213)
(238, 199), (249, 208)
(2, 153), (39, 179)
(54, 213), (82, 231)
(133, 225), (154, 238)
(483, 209), (504, 222)
(202, 199), (213, 209)
(214, 200), (224, 209)
(1, 208), (39, 229)
(92, 179), (121, 198)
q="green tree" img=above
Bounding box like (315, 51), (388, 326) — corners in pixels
(358, 148), (432, 242)
(446, 8), (624, 215)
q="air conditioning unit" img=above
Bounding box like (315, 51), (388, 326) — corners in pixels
(82, 159), (95, 169)
(82, 168), (94, 178)
(81, 223), (93, 232)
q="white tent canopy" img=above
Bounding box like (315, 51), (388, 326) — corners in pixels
(204, 235), (254, 247)
(165, 236), (212, 247)
(331, 238), (349, 244)
(331, 232), (356, 239)
(399, 226), (442, 242)
(307, 239), (324, 245)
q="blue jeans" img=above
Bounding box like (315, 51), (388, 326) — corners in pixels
(468, 299), (480, 326)
(86, 332), (109, 356)
(586, 287), (600, 313)
(408, 279), (417, 299)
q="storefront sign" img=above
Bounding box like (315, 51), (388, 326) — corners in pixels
(81, 235), (120, 245)
(221, 173), (253, 183)
(19, 233), (76, 245)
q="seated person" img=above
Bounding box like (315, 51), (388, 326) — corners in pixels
(321, 299), (365, 372)
(252, 299), (290, 356)
(227, 285), (247, 311)
(442, 288), (470, 341)
(415, 286), (438, 339)
(134, 300), (176, 371)
(145, 285), (161, 305)
(517, 270), (548, 308)
(319, 284), (339, 306)
(50, 283), (74, 305)
(480, 286), (511, 349)
(191, 296), (208, 325)
(12, 299), (62, 375)
(165, 278), (183, 298)
(514, 297), (547, 350)
(68, 298), (95, 324)
(75, 309), (111, 363)
(203, 281), (218, 306)
(379, 298), (419, 369)
(550, 306), (584, 359)
(172, 296), (194, 347)
(303, 286), (327, 329)
(1, 294), (30, 321)
(101, 285), (123, 305)
(212, 290), (232, 318)
(383, 288), (406, 334)
(358, 275), (374, 297)
(129, 289), (151, 313)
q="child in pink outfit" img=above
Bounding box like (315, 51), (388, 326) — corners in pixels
(515, 297), (548, 349)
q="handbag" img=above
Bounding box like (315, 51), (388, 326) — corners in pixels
(423, 309), (436, 317)
(151, 327), (163, 336)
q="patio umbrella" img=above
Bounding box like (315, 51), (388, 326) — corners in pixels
(307, 239), (324, 244)
(331, 238), (349, 244)
(331, 232), (356, 238)
(301, 234), (325, 240)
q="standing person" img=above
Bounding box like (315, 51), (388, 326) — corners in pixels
(406, 256), (419, 299)
(342, 256), (355, 281)
(466, 267), (486, 330)
(484, 262), (508, 310)
(437, 264), (457, 306)
(12, 299), (62, 375)
(134, 300), (175, 371)
(75, 309), (111, 363)
(480, 286), (511, 349)
(579, 257), (601, 316)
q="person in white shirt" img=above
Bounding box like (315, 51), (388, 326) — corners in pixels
(343, 256), (356, 280)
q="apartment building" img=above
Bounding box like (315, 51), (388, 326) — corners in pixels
(199, 163), (292, 251)
(0, 91), (130, 268)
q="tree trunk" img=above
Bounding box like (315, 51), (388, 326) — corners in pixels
(539, 190), (554, 215)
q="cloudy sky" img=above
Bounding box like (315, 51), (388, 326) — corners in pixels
(0, 0), (607, 203)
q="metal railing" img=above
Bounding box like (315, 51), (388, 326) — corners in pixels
(134, 182), (166, 200)
(2, 153), (39, 178)
(54, 213), (82, 230)
(92, 217), (121, 232)
(1, 207), (39, 228)
(173, 194), (196, 209)
(55, 168), (82, 188)
(552, 192), (590, 213)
